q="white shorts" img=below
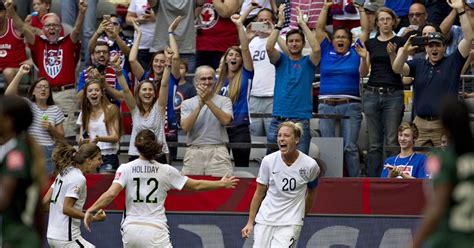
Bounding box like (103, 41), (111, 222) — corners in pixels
(253, 224), (302, 248)
(47, 236), (95, 248)
(122, 222), (172, 248)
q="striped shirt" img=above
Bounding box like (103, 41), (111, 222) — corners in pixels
(283, 0), (323, 33)
(26, 98), (65, 146)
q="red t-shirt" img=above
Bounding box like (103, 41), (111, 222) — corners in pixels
(196, 0), (238, 52)
(0, 18), (27, 71)
(29, 34), (81, 87)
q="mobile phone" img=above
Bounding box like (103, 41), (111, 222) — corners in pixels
(411, 36), (428, 46)
(466, 0), (474, 9)
(354, 0), (365, 7)
(252, 22), (269, 32)
(103, 15), (111, 21)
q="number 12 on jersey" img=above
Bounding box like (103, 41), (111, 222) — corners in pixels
(133, 177), (159, 203)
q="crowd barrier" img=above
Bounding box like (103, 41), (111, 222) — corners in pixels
(63, 174), (428, 215)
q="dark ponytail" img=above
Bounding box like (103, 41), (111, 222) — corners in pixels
(135, 129), (162, 160)
(440, 97), (473, 156)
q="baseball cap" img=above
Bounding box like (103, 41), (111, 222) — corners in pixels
(427, 32), (445, 44)
(364, 2), (380, 12)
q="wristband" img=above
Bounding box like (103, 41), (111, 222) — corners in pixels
(457, 11), (466, 17)
(274, 25), (283, 31)
(116, 70), (123, 76)
(168, 32), (175, 35)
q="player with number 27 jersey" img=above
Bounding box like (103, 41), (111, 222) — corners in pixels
(113, 158), (188, 227)
(47, 167), (87, 242)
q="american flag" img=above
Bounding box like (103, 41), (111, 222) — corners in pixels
(282, 0), (324, 33)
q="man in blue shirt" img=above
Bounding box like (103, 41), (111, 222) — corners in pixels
(266, 4), (320, 154)
(393, 0), (472, 147)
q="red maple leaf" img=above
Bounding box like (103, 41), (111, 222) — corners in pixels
(201, 9), (213, 22)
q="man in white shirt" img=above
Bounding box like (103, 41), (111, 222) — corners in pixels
(247, 8), (287, 137)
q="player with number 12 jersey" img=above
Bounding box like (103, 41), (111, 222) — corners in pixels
(114, 158), (187, 228)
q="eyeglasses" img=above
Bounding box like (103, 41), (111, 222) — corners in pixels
(44, 23), (61, 29)
(199, 77), (214, 81)
(35, 85), (50, 90)
(112, 22), (120, 26)
(408, 12), (425, 18)
(378, 17), (393, 22)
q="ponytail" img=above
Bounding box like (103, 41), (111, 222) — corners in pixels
(52, 141), (101, 175)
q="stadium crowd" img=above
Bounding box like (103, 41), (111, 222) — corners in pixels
(1, 0), (474, 247)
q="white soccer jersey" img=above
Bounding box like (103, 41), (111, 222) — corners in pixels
(113, 159), (188, 227)
(255, 151), (319, 226)
(248, 36), (281, 97)
(47, 166), (87, 241)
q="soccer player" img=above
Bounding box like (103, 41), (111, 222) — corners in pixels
(241, 121), (320, 247)
(410, 98), (474, 247)
(84, 129), (239, 247)
(0, 95), (47, 247)
(43, 141), (106, 247)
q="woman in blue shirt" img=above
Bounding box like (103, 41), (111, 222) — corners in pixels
(315, 1), (369, 177)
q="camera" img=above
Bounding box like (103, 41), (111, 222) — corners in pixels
(411, 36), (428, 46)
(91, 63), (106, 74)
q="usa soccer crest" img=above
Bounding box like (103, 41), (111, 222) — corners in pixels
(198, 3), (219, 30)
(44, 48), (63, 78)
(299, 168), (307, 177)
